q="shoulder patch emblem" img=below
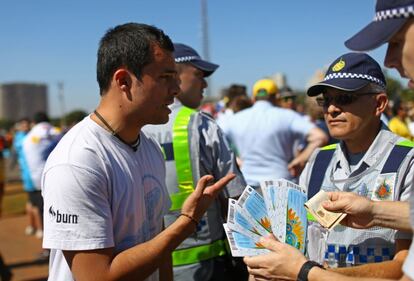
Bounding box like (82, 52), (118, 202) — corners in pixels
(372, 173), (395, 201)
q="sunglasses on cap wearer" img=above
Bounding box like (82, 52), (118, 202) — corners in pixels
(281, 96), (296, 102)
(315, 92), (378, 108)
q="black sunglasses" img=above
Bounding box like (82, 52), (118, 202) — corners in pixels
(316, 92), (377, 107)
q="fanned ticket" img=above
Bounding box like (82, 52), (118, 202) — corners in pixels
(286, 188), (307, 253)
(275, 179), (305, 193)
(304, 190), (347, 230)
(261, 179), (306, 241)
(236, 186), (272, 235)
(224, 181), (309, 257)
(261, 180), (287, 241)
(223, 224), (269, 257)
(227, 199), (262, 239)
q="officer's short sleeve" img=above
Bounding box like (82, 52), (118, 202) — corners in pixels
(42, 164), (114, 251)
(197, 113), (246, 199)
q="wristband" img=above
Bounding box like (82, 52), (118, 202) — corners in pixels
(179, 213), (199, 227)
(297, 260), (324, 281)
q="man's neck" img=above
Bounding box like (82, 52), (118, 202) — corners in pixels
(92, 102), (141, 145)
(342, 122), (381, 154)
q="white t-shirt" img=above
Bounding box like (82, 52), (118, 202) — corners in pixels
(23, 122), (60, 189)
(42, 116), (171, 281)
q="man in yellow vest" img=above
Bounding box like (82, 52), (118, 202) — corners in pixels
(143, 43), (247, 281)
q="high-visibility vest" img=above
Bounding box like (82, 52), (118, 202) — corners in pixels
(308, 140), (414, 199)
(169, 106), (227, 266)
(306, 140), (414, 264)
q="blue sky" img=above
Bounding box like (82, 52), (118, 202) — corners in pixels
(0, 0), (402, 117)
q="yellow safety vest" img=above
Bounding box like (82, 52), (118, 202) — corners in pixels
(170, 106), (227, 266)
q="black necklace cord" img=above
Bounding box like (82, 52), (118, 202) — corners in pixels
(93, 110), (140, 151)
(94, 110), (117, 136)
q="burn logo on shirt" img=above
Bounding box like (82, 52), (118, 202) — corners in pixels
(48, 206), (79, 224)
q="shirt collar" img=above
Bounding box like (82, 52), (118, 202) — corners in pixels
(334, 122), (395, 174)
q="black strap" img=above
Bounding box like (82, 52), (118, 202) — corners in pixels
(297, 260), (324, 281)
(381, 144), (413, 173)
(307, 149), (335, 199)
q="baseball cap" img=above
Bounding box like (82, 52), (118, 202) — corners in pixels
(279, 87), (296, 99)
(253, 79), (278, 97)
(307, 52), (386, 96)
(345, 0), (414, 51)
(173, 43), (219, 77)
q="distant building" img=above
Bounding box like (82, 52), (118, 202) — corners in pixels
(0, 82), (48, 121)
(270, 73), (287, 89)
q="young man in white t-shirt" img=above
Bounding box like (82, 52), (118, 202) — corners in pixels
(42, 23), (235, 281)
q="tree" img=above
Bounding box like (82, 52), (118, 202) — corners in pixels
(63, 110), (87, 127)
(0, 119), (14, 131)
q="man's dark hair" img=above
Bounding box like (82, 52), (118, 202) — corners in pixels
(33, 112), (49, 124)
(97, 22), (174, 95)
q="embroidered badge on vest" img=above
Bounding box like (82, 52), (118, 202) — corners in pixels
(372, 173), (395, 201)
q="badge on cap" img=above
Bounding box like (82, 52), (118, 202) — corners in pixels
(332, 58), (345, 72)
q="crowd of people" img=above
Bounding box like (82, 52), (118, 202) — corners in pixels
(2, 0), (414, 280)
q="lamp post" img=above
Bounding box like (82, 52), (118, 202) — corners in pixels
(57, 82), (66, 128)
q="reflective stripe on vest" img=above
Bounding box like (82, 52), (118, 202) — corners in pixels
(170, 106), (227, 266)
(172, 239), (227, 266)
(170, 107), (196, 211)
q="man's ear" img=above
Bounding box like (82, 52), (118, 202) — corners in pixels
(375, 93), (388, 117)
(113, 69), (132, 92)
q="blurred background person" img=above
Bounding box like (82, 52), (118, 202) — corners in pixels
(223, 78), (328, 187)
(10, 118), (39, 236)
(389, 99), (413, 140)
(23, 112), (60, 240)
(216, 84), (249, 132)
(277, 86), (298, 111)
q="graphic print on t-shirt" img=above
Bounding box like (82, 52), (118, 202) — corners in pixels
(142, 174), (163, 240)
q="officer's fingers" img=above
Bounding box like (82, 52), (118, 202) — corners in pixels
(246, 267), (270, 281)
(203, 173), (235, 196)
(244, 256), (263, 268)
(322, 198), (347, 212)
(325, 191), (341, 201)
(194, 175), (214, 197)
(259, 235), (281, 252)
